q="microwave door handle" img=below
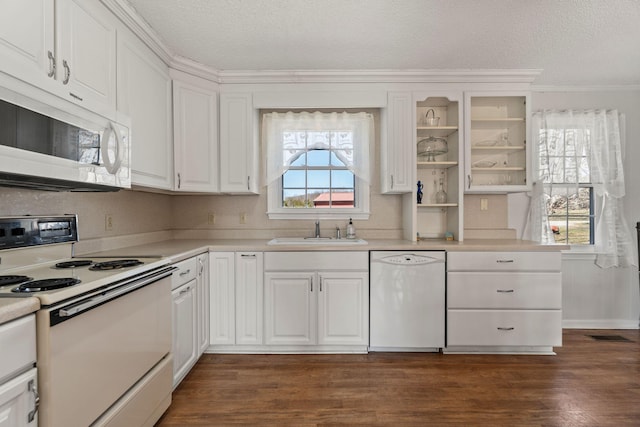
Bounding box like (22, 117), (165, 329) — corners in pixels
(101, 122), (123, 174)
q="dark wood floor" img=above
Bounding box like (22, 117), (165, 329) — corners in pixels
(157, 329), (640, 426)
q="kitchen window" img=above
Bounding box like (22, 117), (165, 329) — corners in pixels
(538, 127), (595, 245)
(262, 111), (373, 220)
(531, 109), (635, 268)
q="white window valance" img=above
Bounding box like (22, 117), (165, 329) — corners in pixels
(262, 111), (373, 186)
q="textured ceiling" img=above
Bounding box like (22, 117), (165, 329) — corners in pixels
(126, 0), (640, 86)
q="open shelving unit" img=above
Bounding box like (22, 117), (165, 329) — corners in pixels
(464, 93), (531, 192)
(403, 93), (463, 241)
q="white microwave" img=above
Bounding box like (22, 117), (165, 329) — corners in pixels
(0, 87), (130, 191)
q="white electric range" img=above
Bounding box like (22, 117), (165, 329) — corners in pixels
(0, 215), (174, 427)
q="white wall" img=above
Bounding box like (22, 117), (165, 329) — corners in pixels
(517, 89), (640, 328)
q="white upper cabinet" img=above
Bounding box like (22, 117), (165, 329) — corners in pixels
(117, 30), (173, 190)
(219, 92), (259, 194)
(56, 0), (117, 116)
(381, 92), (413, 194)
(172, 70), (219, 192)
(464, 92), (531, 193)
(0, 0), (55, 90)
(0, 0), (117, 118)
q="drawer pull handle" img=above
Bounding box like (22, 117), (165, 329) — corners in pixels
(496, 259), (514, 263)
(497, 327), (515, 331)
(179, 286), (191, 295)
(180, 269), (191, 276)
(241, 254), (257, 258)
(496, 289), (514, 293)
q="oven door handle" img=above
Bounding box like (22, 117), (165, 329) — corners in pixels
(58, 267), (175, 318)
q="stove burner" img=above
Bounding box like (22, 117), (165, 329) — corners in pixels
(12, 277), (81, 293)
(89, 259), (143, 271)
(55, 260), (93, 268)
(0, 275), (33, 287)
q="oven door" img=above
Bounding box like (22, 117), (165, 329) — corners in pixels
(36, 267), (173, 427)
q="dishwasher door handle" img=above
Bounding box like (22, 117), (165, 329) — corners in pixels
(372, 255), (445, 266)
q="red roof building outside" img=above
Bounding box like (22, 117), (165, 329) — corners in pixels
(313, 192), (354, 208)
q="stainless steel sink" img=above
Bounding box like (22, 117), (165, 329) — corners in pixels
(267, 237), (368, 246)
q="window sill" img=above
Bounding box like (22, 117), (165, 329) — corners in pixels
(267, 210), (370, 220)
(561, 245), (597, 261)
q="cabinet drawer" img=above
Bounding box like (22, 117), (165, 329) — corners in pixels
(448, 272), (561, 309)
(265, 251), (368, 271)
(172, 257), (197, 289)
(447, 251), (561, 272)
(447, 310), (562, 347)
(0, 314), (36, 381)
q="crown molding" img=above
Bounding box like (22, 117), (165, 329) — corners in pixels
(533, 84), (640, 92)
(170, 56), (221, 83)
(101, 0), (174, 65)
(217, 69), (543, 85)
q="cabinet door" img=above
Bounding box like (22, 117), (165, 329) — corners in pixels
(235, 252), (264, 345)
(0, 368), (38, 427)
(317, 272), (369, 346)
(464, 92), (531, 193)
(196, 254), (210, 355)
(56, 0), (117, 117)
(219, 92), (258, 194)
(0, 0), (55, 91)
(173, 72), (219, 192)
(381, 92), (413, 193)
(264, 272), (316, 345)
(171, 280), (197, 388)
(117, 30), (173, 190)
(209, 252), (235, 345)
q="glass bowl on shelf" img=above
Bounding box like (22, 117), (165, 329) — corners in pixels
(417, 136), (448, 162)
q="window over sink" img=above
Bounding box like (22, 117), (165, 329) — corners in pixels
(262, 110), (373, 220)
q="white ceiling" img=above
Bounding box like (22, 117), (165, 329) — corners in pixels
(126, 0), (640, 86)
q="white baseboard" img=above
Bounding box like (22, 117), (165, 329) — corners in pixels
(563, 319), (640, 329)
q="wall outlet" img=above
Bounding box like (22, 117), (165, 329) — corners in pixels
(239, 212), (247, 224)
(480, 198), (489, 211)
(207, 212), (216, 225)
(105, 214), (114, 231)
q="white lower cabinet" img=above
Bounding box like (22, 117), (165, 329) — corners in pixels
(0, 314), (37, 427)
(264, 272), (316, 345)
(196, 254), (210, 356)
(446, 251), (562, 354)
(209, 252), (235, 345)
(235, 253), (264, 345)
(208, 252), (264, 349)
(171, 256), (205, 388)
(0, 368), (38, 427)
(264, 252), (369, 351)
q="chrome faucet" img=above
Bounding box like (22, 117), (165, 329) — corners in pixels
(315, 220), (320, 238)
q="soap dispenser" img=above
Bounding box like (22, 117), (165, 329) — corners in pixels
(346, 218), (356, 239)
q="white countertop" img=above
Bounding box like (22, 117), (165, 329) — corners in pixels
(80, 238), (567, 263)
(0, 297), (39, 325)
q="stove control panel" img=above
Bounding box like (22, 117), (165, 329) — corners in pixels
(0, 215), (78, 249)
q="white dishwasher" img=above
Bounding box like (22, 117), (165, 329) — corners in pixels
(369, 251), (445, 351)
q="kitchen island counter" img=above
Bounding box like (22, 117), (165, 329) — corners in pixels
(0, 297), (39, 325)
